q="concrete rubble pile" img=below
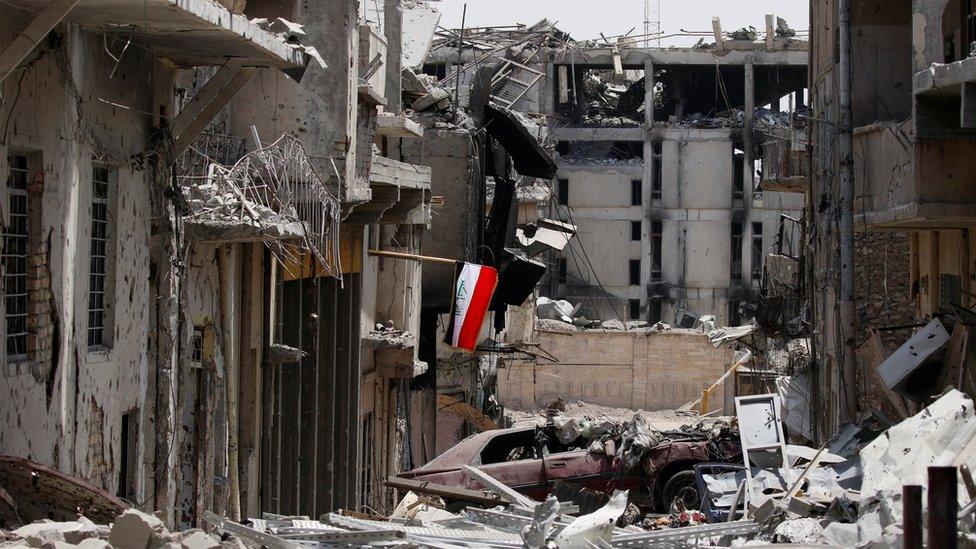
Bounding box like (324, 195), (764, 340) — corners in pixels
(695, 389), (976, 547)
(9, 394), (976, 547)
(2, 509), (236, 549)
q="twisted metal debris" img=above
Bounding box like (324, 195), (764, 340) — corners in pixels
(180, 133), (343, 280)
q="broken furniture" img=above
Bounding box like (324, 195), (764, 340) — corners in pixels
(876, 317), (951, 400)
(734, 394), (791, 507)
(516, 219), (577, 257)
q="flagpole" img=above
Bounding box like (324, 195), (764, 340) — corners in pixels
(367, 249), (458, 265)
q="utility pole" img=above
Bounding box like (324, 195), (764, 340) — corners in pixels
(837, 0), (858, 424)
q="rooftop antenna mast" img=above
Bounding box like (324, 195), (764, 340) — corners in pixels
(643, 0), (661, 47)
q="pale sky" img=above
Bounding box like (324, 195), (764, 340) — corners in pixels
(432, 1), (809, 46)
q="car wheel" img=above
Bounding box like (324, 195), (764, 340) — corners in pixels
(661, 470), (701, 510)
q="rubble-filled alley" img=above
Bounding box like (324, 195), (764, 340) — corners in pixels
(1, 0), (975, 547)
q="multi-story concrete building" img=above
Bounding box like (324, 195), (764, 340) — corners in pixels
(541, 45), (808, 326)
(424, 23), (808, 326)
(808, 0), (976, 437)
(0, 0), (434, 526)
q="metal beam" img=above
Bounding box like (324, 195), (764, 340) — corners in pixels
(0, 0), (81, 84)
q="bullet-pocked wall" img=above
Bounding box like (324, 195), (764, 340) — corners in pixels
(0, 18), (157, 501)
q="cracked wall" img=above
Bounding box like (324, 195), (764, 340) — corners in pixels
(0, 18), (156, 502)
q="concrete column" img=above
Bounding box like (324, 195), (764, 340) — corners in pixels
(741, 61), (755, 285)
(641, 60), (655, 320)
(542, 61), (556, 116)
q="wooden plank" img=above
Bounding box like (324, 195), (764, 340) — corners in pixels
(436, 394), (498, 432)
(858, 329), (911, 419)
(169, 61), (245, 138)
(172, 67), (257, 155)
(383, 476), (500, 506)
(0, 0), (81, 83)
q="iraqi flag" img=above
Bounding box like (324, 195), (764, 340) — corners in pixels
(445, 262), (499, 351)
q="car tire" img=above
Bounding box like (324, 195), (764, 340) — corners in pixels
(661, 470), (701, 510)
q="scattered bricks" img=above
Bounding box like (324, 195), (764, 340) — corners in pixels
(179, 531), (220, 549)
(13, 520), (101, 546)
(109, 509), (169, 549)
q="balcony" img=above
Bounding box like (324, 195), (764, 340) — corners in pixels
(758, 130), (808, 193)
(915, 57), (976, 136)
(343, 156), (432, 226)
(854, 121), (976, 229)
(3, 0), (306, 70)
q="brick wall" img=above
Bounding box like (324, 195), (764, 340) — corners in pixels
(498, 329), (734, 412)
(854, 230), (919, 416)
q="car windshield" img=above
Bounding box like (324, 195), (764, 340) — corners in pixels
(478, 430), (540, 464)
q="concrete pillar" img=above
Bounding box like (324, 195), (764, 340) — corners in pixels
(641, 59), (655, 320)
(384, 0), (403, 113)
(741, 61), (755, 285)
(542, 61), (556, 116)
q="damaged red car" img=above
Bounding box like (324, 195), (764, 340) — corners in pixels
(397, 422), (741, 512)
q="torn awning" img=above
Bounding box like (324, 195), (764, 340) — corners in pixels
(485, 104), (557, 179)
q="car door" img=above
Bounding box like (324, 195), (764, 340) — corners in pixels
(477, 457), (549, 500)
(543, 449), (620, 493)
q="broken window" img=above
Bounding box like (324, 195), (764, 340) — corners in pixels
(118, 409), (138, 501)
(628, 299), (641, 320)
(751, 222), (764, 282)
(630, 179), (642, 206)
(557, 257), (568, 284)
(651, 142), (662, 200)
(733, 150), (745, 201)
(479, 430), (538, 465)
(650, 221), (663, 282)
(88, 165), (114, 350)
(557, 178), (569, 205)
(4, 154), (30, 360)
(732, 222), (743, 285)
(360, 411), (375, 511)
(631, 220), (642, 241)
(649, 300), (662, 324)
(190, 327), (204, 365)
(629, 259), (641, 286)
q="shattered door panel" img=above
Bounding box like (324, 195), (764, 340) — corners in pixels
(543, 451), (625, 493)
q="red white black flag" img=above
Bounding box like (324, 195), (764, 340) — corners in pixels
(444, 262), (499, 351)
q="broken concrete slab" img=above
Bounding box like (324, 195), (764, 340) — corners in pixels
(179, 531), (220, 549)
(857, 389), (976, 546)
(412, 88), (451, 112)
(109, 510), (169, 549)
(13, 521), (101, 545)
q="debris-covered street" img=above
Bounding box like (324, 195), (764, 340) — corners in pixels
(0, 0), (974, 547)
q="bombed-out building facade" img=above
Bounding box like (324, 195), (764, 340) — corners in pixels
(0, 0), (570, 526)
(423, 24), (808, 327)
(0, 0), (447, 525)
(806, 0), (976, 438)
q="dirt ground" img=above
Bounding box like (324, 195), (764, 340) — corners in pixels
(505, 399), (732, 431)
